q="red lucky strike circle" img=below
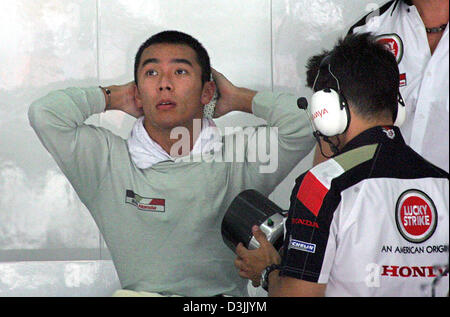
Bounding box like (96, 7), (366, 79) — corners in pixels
(378, 38), (399, 59)
(399, 196), (432, 237)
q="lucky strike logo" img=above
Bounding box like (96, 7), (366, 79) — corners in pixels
(382, 127), (395, 139)
(395, 190), (437, 243)
(375, 33), (404, 63)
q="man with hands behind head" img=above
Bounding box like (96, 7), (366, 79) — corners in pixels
(235, 32), (449, 297)
(29, 30), (315, 296)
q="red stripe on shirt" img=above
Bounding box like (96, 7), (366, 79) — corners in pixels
(296, 171), (329, 217)
(149, 199), (165, 206)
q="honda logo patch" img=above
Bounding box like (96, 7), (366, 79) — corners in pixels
(125, 190), (165, 212)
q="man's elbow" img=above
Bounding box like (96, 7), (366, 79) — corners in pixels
(28, 94), (60, 132)
(28, 99), (43, 131)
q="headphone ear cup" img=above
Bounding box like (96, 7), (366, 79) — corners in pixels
(310, 89), (349, 136)
(394, 95), (406, 127)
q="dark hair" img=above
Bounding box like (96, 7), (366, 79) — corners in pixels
(306, 32), (400, 121)
(134, 30), (211, 87)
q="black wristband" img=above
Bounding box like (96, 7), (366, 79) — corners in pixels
(261, 264), (281, 292)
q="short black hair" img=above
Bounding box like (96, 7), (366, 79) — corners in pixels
(306, 32), (400, 121)
(134, 30), (211, 87)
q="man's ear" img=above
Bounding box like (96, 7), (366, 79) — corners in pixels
(200, 80), (216, 105)
(135, 84), (143, 109)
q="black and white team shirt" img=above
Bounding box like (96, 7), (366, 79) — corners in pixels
(280, 126), (449, 296)
(350, 0), (449, 173)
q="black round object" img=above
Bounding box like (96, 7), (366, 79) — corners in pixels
(221, 189), (286, 252)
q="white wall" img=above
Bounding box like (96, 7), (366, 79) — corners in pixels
(0, 0), (386, 296)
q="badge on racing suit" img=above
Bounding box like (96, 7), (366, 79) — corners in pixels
(395, 189), (437, 243)
(376, 34), (407, 87)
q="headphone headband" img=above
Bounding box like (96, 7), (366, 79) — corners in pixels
(319, 54), (332, 68)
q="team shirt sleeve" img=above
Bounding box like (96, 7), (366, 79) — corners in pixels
(279, 172), (340, 284)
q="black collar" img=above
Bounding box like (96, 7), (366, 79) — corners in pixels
(339, 126), (405, 154)
(392, 0), (413, 15)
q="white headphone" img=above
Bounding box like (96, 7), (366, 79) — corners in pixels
(309, 55), (406, 137)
